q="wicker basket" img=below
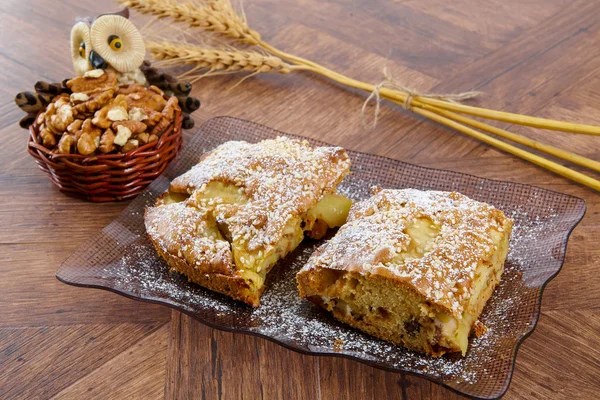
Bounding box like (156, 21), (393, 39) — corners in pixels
(28, 108), (183, 202)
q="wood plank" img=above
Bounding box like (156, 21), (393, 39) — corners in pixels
(50, 324), (169, 400)
(1, 0), (599, 398)
(398, 0), (600, 161)
(252, 0), (557, 78)
(316, 357), (407, 400)
(431, 0), (600, 94)
(0, 243), (171, 327)
(0, 322), (165, 399)
(496, 72), (600, 160)
(508, 309), (600, 399)
(164, 311), (321, 400)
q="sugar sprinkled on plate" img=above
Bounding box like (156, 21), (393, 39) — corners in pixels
(101, 177), (563, 386)
(57, 117), (584, 399)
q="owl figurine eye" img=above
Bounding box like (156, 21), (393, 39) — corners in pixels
(90, 15), (145, 73)
(108, 35), (123, 51)
(70, 21), (92, 76)
(78, 41), (86, 58)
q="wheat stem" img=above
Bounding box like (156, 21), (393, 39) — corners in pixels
(261, 39), (600, 136)
(413, 107), (600, 191)
(125, 0), (600, 191)
(412, 97), (600, 135)
(420, 104), (600, 173)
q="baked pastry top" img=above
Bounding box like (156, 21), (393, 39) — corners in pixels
(297, 187), (512, 356)
(145, 137), (352, 306)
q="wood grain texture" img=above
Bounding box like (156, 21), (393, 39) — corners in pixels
(50, 324), (170, 400)
(1, 0), (599, 399)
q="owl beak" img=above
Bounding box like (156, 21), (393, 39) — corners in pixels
(89, 50), (107, 70)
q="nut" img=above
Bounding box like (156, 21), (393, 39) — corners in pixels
(67, 69), (117, 94)
(42, 104), (55, 126)
(112, 120), (147, 134)
(92, 94), (128, 128)
(128, 107), (148, 122)
(38, 124), (56, 148)
(78, 118), (102, 143)
(107, 94), (128, 121)
(99, 128), (116, 153)
(73, 88), (115, 116)
(44, 99), (74, 134)
(136, 132), (150, 144)
(70, 92), (89, 104)
(92, 105), (111, 129)
(117, 84), (146, 95)
(150, 116), (170, 136)
(122, 139), (139, 153)
(142, 108), (162, 127)
(107, 107), (128, 121)
(77, 132), (98, 155)
(114, 125), (132, 146)
(80, 118), (97, 134)
(37, 76), (187, 156)
(77, 112), (94, 120)
(56, 134), (74, 154)
(148, 85), (165, 96)
(126, 87), (166, 112)
(161, 96), (180, 121)
(136, 132), (159, 145)
(52, 93), (70, 104)
(150, 96), (180, 136)
(76, 119), (102, 155)
(66, 119), (83, 134)
(84, 69), (105, 78)
(112, 94), (127, 110)
(35, 111), (45, 126)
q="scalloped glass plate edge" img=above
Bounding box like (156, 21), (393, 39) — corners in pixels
(56, 116), (587, 400)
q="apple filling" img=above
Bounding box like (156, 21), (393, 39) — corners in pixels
(159, 182), (353, 290)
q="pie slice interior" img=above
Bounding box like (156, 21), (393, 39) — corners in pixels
(297, 187), (512, 356)
(145, 137), (352, 306)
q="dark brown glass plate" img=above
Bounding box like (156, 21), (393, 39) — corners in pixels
(56, 116), (585, 399)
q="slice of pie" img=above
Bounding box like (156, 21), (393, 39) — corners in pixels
(297, 187), (512, 356)
(145, 137), (352, 307)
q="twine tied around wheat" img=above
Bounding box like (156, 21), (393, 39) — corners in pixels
(361, 67), (481, 129)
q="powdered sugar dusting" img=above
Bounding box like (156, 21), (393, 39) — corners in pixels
(59, 117), (585, 398)
(100, 178), (558, 386)
(167, 137), (351, 251)
(300, 188), (512, 316)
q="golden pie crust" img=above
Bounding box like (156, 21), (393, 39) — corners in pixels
(297, 187), (512, 356)
(145, 137), (351, 306)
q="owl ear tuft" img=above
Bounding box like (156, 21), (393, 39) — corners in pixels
(93, 7), (129, 23)
(116, 7), (130, 19)
(74, 16), (93, 25)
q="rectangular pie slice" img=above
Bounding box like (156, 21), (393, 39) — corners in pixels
(145, 137), (352, 307)
(297, 187), (512, 356)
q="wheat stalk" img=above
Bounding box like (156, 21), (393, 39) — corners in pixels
(122, 0), (261, 44)
(146, 41), (299, 80)
(125, 0), (600, 191)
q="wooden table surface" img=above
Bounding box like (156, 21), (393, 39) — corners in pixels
(1, 0), (599, 399)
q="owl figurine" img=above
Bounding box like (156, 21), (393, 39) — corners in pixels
(71, 8), (147, 85)
(15, 8), (199, 129)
